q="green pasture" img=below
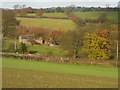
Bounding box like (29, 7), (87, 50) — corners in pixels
(2, 57), (118, 78)
(72, 11), (118, 22)
(27, 11), (118, 22)
(28, 45), (67, 57)
(17, 17), (75, 30)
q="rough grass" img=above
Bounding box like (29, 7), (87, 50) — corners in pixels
(2, 68), (118, 88)
(2, 57), (118, 78)
(17, 17), (75, 30)
(72, 11), (118, 22)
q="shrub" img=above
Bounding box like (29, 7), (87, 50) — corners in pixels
(20, 42), (27, 53)
(29, 50), (37, 54)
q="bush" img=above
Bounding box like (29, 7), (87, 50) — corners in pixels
(20, 42), (27, 53)
(29, 51), (37, 54)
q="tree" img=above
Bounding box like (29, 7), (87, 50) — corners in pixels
(60, 27), (86, 58)
(48, 30), (62, 45)
(28, 27), (49, 40)
(13, 4), (20, 10)
(56, 7), (63, 12)
(17, 25), (28, 36)
(94, 22), (118, 59)
(2, 9), (19, 52)
(35, 9), (43, 17)
(94, 29), (110, 38)
(2, 10), (18, 38)
(84, 33), (110, 60)
(25, 7), (33, 13)
(13, 4), (20, 14)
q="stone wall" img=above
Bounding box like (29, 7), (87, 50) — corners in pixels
(1, 53), (118, 67)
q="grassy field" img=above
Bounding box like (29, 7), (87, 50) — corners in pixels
(3, 57), (118, 77)
(28, 12), (67, 18)
(17, 17), (75, 30)
(72, 11), (118, 22)
(2, 57), (118, 88)
(2, 39), (67, 57)
(27, 11), (118, 22)
(28, 45), (67, 57)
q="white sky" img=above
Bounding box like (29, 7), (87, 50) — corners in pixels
(0, 0), (119, 8)
(0, 0), (119, 2)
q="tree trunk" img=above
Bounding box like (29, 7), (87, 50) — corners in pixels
(74, 50), (78, 58)
(14, 38), (17, 52)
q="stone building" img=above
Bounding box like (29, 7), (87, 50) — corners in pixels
(19, 35), (35, 44)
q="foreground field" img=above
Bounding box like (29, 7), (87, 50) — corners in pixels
(2, 57), (118, 88)
(3, 68), (118, 88)
(2, 57), (118, 78)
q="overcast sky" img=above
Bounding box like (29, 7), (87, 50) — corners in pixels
(0, 0), (119, 9)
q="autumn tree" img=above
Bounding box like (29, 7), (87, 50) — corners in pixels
(25, 7), (33, 13)
(94, 22), (118, 59)
(84, 33), (110, 60)
(48, 30), (62, 45)
(28, 28), (49, 40)
(35, 9), (43, 17)
(17, 25), (28, 36)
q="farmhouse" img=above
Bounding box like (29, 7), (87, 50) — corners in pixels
(19, 34), (35, 44)
(19, 35), (56, 46)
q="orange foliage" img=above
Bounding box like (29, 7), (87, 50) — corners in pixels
(94, 29), (110, 38)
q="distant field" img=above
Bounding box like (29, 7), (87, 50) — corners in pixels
(28, 12), (67, 18)
(2, 57), (118, 88)
(27, 11), (118, 22)
(17, 17), (75, 30)
(72, 11), (118, 22)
